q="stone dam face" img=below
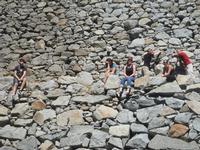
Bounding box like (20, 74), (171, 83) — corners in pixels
(0, 0), (200, 149)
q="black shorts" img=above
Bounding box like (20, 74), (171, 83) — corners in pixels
(13, 78), (21, 86)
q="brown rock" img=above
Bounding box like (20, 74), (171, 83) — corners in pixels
(31, 100), (46, 110)
(169, 124), (189, 138)
(160, 106), (176, 116)
(35, 39), (45, 49)
(186, 100), (200, 114)
(134, 76), (149, 89)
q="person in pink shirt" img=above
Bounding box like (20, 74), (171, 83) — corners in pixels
(173, 50), (193, 76)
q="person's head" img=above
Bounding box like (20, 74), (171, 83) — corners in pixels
(127, 57), (133, 65)
(147, 49), (154, 55)
(18, 58), (26, 65)
(163, 59), (169, 66)
(105, 58), (113, 67)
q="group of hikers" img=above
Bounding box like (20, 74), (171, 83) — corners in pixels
(10, 49), (193, 100)
(103, 49), (194, 97)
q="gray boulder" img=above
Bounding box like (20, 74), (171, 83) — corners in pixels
(126, 134), (149, 149)
(16, 136), (40, 150)
(148, 134), (199, 150)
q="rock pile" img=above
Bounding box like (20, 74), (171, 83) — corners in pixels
(0, 0), (200, 149)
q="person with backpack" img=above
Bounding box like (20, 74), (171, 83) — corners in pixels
(161, 60), (176, 82)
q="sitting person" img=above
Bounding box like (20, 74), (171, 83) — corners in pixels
(161, 60), (176, 82)
(119, 57), (136, 96)
(172, 50), (193, 76)
(103, 58), (117, 83)
(12, 58), (27, 96)
(142, 49), (162, 76)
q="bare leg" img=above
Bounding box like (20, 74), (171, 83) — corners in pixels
(12, 84), (18, 95)
(19, 78), (26, 91)
(103, 71), (110, 83)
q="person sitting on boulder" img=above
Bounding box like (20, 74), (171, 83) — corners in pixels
(161, 60), (176, 82)
(172, 50), (193, 76)
(103, 58), (117, 83)
(119, 57), (136, 97)
(142, 49), (162, 75)
(12, 58), (27, 95)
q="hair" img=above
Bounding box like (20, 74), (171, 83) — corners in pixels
(105, 58), (113, 68)
(19, 58), (26, 63)
(127, 57), (133, 65)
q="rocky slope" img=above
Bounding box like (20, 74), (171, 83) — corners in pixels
(0, 0), (200, 149)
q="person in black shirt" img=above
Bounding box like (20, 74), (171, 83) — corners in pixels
(119, 57), (136, 96)
(12, 58), (27, 95)
(143, 49), (154, 69)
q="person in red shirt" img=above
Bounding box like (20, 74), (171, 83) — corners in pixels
(173, 50), (193, 76)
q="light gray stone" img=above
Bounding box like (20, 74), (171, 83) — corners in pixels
(0, 76), (13, 91)
(52, 95), (71, 106)
(0, 116), (9, 126)
(72, 95), (110, 104)
(148, 134), (199, 150)
(136, 105), (163, 123)
(149, 126), (169, 136)
(91, 81), (104, 95)
(169, 38), (181, 45)
(155, 32), (170, 40)
(186, 100), (200, 114)
(89, 130), (109, 148)
(126, 134), (149, 149)
(0, 146), (16, 150)
(148, 81), (183, 96)
(14, 119), (33, 126)
(57, 110), (84, 126)
(192, 118), (200, 132)
(165, 97), (184, 109)
(116, 109), (136, 124)
(11, 103), (29, 116)
(130, 123), (148, 133)
(67, 125), (94, 136)
(0, 125), (27, 140)
(187, 83), (200, 93)
(174, 28), (193, 38)
(185, 91), (200, 102)
(174, 112), (192, 124)
(108, 137), (123, 149)
(57, 75), (77, 85)
(0, 104), (9, 116)
(16, 136), (40, 150)
(77, 71), (94, 86)
(149, 76), (166, 86)
(94, 105), (118, 120)
(148, 117), (167, 129)
(46, 89), (65, 98)
(109, 125), (130, 137)
(39, 80), (59, 90)
(129, 38), (145, 48)
(33, 109), (56, 125)
(105, 75), (120, 89)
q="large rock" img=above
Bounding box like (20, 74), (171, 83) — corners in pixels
(185, 91), (200, 102)
(131, 123), (148, 133)
(186, 83), (200, 93)
(148, 135), (199, 150)
(39, 80), (59, 90)
(186, 100), (200, 114)
(149, 126), (169, 136)
(174, 112), (192, 124)
(129, 38), (145, 48)
(33, 109), (56, 125)
(109, 125), (130, 137)
(0, 116), (9, 126)
(159, 106), (176, 116)
(136, 105), (163, 123)
(0, 104), (9, 116)
(149, 76), (166, 86)
(126, 134), (149, 149)
(116, 109), (136, 123)
(0, 91), (6, 101)
(165, 97), (184, 109)
(72, 95), (110, 104)
(57, 110), (84, 126)
(91, 81), (104, 95)
(108, 137), (123, 149)
(148, 81), (182, 96)
(134, 76), (149, 89)
(169, 124), (189, 138)
(174, 28), (193, 38)
(46, 89), (65, 98)
(60, 134), (84, 147)
(176, 75), (192, 88)
(52, 95), (71, 106)
(11, 103), (29, 116)
(104, 75), (120, 89)
(77, 71), (93, 86)
(0, 146), (17, 150)
(0, 125), (27, 140)
(0, 76), (13, 91)
(67, 125), (94, 136)
(16, 136), (40, 150)
(192, 118), (200, 132)
(31, 100), (46, 110)
(148, 117), (167, 129)
(89, 130), (109, 148)
(57, 76), (77, 85)
(93, 105), (118, 120)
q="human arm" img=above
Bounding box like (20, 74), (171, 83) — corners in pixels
(123, 66), (128, 77)
(20, 70), (27, 80)
(130, 64), (136, 77)
(162, 65), (173, 77)
(110, 63), (116, 74)
(14, 70), (20, 81)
